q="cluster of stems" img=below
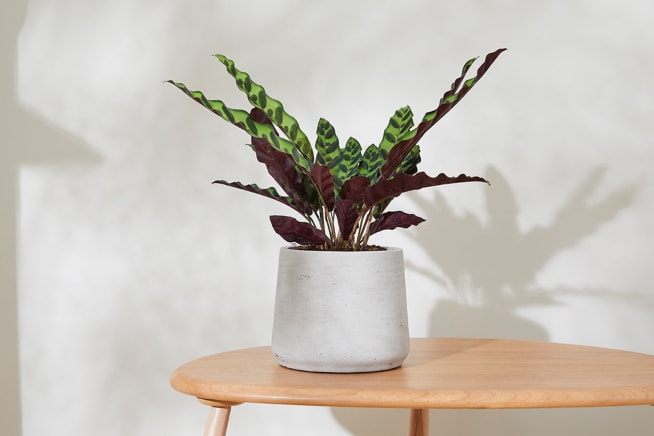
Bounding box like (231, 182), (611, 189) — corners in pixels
(306, 204), (377, 251)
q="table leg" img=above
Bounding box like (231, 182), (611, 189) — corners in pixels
(203, 406), (231, 436)
(408, 408), (429, 436)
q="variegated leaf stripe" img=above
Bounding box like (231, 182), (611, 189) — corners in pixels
(397, 144), (421, 175)
(441, 56), (477, 104)
(167, 81), (312, 171)
(315, 117), (343, 189)
(358, 144), (382, 181)
(418, 50), (503, 134)
(381, 48), (506, 179)
(214, 54), (314, 163)
(315, 118), (340, 166)
(395, 57), (475, 145)
(378, 106), (414, 159)
(334, 137), (362, 191)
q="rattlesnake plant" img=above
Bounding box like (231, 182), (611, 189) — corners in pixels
(167, 48), (505, 250)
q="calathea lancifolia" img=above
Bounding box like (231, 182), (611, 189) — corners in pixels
(167, 48), (506, 250)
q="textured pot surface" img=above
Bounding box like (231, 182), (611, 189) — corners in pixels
(272, 247), (410, 373)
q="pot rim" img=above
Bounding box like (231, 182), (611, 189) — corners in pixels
(281, 246), (402, 253)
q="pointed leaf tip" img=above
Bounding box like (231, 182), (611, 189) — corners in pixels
(270, 215), (331, 246)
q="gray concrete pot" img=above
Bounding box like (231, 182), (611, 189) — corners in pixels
(271, 247), (410, 373)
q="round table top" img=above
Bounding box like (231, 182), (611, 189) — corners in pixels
(170, 338), (654, 409)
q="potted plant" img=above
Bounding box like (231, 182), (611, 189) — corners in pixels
(167, 48), (506, 372)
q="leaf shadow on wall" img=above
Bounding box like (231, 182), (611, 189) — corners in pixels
(333, 165), (640, 436)
(3, 0), (101, 434)
(416, 165), (636, 341)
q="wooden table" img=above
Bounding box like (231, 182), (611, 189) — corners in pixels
(170, 338), (654, 435)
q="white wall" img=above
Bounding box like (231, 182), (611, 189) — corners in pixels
(6, 0), (654, 435)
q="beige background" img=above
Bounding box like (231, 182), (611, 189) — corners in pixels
(4, 0), (654, 435)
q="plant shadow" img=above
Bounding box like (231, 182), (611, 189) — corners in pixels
(332, 165), (639, 435)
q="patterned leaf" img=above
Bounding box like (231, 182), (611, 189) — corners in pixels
(333, 137), (362, 192)
(169, 49), (506, 250)
(381, 48), (506, 178)
(315, 118), (341, 168)
(214, 54), (313, 162)
(166, 81), (312, 171)
(378, 106), (414, 159)
(370, 211), (425, 235)
(363, 171), (489, 207)
(397, 144), (421, 175)
(442, 57), (478, 102)
(269, 215), (331, 246)
(358, 144), (382, 180)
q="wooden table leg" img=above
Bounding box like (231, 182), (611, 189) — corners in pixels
(408, 408), (429, 436)
(203, 406), (231, 436)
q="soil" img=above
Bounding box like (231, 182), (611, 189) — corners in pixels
(289, 245), (388, 252)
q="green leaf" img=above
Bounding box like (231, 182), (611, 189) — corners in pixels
(334, 137), (362, 192)
(378, 106), (414, 159)
(397, 144), (421, 175)
(166, 80), (312, 171)
(315, 118), (345, 191)
(214, 54), (314, 162)
(381, 48), (506, 179)
(444, 56), (478, 100)
(358, 144), (382, 181)
(315, 118), (340, 167)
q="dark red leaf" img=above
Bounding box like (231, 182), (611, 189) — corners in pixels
(310, 163), (335, 210)
(334, 199), (359, 240)
(339, 176), (371, 203)
(370, 211), (425, 235)
(249, 109), (314, 214)
(212, 180), (306, 214)
(269, 215), (331, 246)
(363, 171), (489, 207)
(250, 107), (271, 125)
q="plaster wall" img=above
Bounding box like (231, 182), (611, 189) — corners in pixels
(5, 1), (654, 435)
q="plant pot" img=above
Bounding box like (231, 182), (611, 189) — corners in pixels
(271, 246), (410, 373)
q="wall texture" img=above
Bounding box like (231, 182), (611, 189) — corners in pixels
(6, 0), (654, 435)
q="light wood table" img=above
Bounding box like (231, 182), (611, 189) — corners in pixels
(170, 338), (654, 435)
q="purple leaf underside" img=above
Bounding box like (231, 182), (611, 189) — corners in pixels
(334, 199), (359, 239)
(363, 171), (489, 207)
(311, 163), (335, 210)
(269, 215), (331, 246)
(339, 176), (371, 203)
(370, 211), (425, 235)
(249, 108), (313, 214)
(212, 180), (303, 213)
